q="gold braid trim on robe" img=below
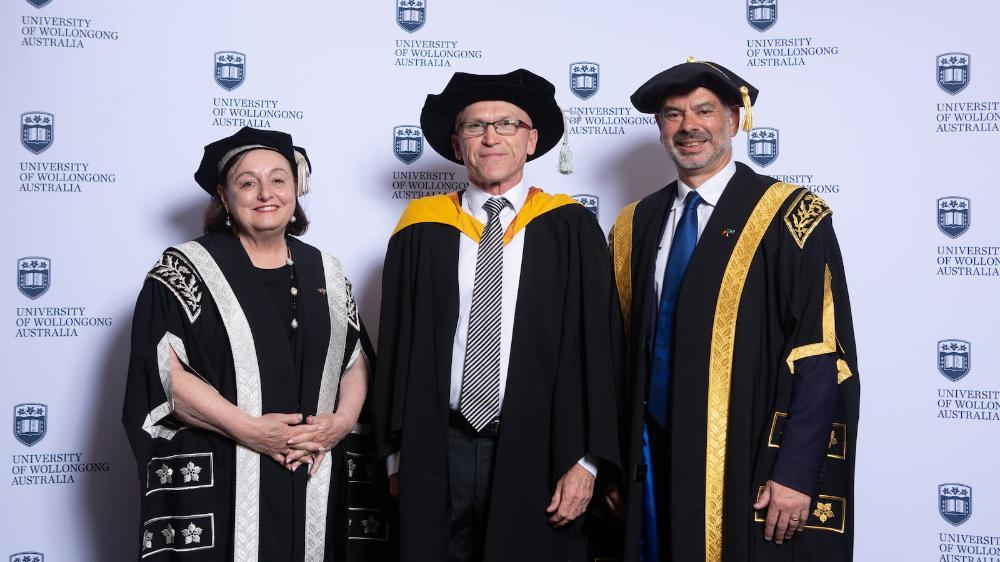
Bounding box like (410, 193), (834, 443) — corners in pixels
(610, 201), (639, 333)
(704, 182), (798, 562)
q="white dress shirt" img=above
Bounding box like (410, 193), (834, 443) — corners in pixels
(654, 160), (736, 301)
(388, 180), (597, 477)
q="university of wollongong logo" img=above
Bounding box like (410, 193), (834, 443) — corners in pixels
(747, 0), (777, 32)
(214, 51), (246, 91)
(939, 483), (972, 526)
(396, 0), (426, 33)
(17, 257), (50, 300)
(937, 197), (970, 238)
(938, 339), (970, 382)
(572, 194), (599, 217)
(748, 127), (779, 167)
(569, 62), (599, 100)
(13, 403), (47, 447)
(937, 53), (970, 95)
(393, 126), (423, 165)
(21, 112), (53, 155)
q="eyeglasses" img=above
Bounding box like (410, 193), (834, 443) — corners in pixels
(457, 119), (532, 137)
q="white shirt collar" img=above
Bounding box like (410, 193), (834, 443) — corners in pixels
(673, 159), (737, 210)
(464, 180), (527, 220)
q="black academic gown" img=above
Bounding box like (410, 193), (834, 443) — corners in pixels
(123, 232), (386, 561)
(612, 163), (860, 562)
(373, 190), (623, 562)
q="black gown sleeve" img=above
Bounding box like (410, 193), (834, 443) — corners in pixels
(771, 212), (852, 497)
(372, 230), (414, 461)
(121, 250), (245, 560)
(550, 209), (624, 478)
(122, 257), (206, 467)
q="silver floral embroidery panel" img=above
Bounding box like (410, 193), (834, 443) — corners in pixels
(140, 513), (215, 558)
(345, 450), (376, 484)
(147, 249), (204, 324)
(145, 452), (214, 495)
(346, 508), (389, 542)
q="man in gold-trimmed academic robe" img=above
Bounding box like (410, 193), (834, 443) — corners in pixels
(611, 59), (860, 562)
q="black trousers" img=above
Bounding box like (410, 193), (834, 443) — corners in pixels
(647, 417), (672, 558)
(447, 423), (498, 562)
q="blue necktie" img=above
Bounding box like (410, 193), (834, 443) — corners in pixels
(649, 190), (702, 429)
(642, 190), (702, 562)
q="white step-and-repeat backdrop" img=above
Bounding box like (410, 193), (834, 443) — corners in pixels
(3, 0), (999, 559)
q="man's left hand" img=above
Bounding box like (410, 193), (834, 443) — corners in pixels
(752, 479), (811, 544)
(546, 464), (595, 527)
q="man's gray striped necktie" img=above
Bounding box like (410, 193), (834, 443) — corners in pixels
(458, 196), (510, 431)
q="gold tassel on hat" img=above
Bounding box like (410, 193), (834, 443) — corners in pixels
(740, 86), (753, 132)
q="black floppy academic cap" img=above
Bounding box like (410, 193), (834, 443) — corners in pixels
(194, 126), (312, 195)
(419, 68), (564, 164)
(630, 57), (759, 131)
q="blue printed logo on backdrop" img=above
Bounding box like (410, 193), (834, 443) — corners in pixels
(215, 51), (246, 91)
(10, 553), (44, 562)
(938, 340), (971, 382)
(747, 0), (777, 32)
(397, 0), (426, 33)
(13, 404), (47, 447)
(748, 127), (779, 167)
(17, 257), (50, 300)
(569, 63), (600, 100)
(937, 53), (970, 96)
(393, 126), (423, 165)
(25, 0), (51, 9)
(937, 197), (970, 238)
(939, 484), (972, 526)
(21, 112), (53, 155)
(572, 194), (599, 217)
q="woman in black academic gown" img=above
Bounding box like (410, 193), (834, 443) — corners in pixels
(122, 127), (388, 561)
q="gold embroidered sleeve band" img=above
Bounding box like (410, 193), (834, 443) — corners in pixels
(784, 264), (855, 384)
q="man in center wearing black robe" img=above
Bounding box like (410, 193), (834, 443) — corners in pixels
(608, 60), (861, 561)
(373, 69), (622, 562)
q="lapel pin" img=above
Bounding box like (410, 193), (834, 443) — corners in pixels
(317, 288), (326, 295)
(722, 228), (737, 237)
